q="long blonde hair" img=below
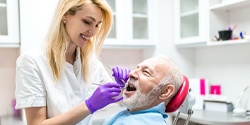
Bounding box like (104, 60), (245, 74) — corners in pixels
(44, 0), (113, 83)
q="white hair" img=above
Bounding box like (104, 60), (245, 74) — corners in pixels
(154, 55), (183, 97)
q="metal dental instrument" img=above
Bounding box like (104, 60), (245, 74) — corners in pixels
(107, 65), (126, 84)
(91, 82), (102, 86)
(92, 65), (127, 86)
(92, 65), (126, 86)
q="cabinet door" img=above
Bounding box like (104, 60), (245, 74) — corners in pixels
(174, 0), (208, 46)
(105, 0), (157, 48)
(126, 0), (156, 46)
(0, 0), (19, 47)
(105, 0), (124, 46)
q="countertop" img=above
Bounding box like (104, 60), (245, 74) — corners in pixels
(172, 109), (250, 125)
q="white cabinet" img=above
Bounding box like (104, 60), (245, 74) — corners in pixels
(0, 0), (19, 47)
(105, 0), (157, 48)
(174, 0), (250, 47)
(174, 0), (208, 47)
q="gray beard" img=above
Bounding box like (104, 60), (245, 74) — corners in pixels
(121, 80), (162, 110)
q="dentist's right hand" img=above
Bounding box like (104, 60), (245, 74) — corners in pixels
(85, 82), (123, 114)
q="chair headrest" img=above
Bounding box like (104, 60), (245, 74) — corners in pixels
(165, 75), (189, 113)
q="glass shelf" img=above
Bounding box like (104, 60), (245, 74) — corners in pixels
(0, 3), (6, 7)
(180, 0), (198, 13)
(181, 10), (199, 17)
(133, 13), (147, 18)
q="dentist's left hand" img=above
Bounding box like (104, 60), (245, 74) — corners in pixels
(85, 82), (123, 114)
(112, 66), (130, 88)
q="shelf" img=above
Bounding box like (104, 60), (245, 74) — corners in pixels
(180, 10), (198, 17)
(133, 13), (147, 18)
(210, 0), (250, 11)
(176, 39), (250, 48)
(208, 39), (250, 46)
(0, 3), (6, 7)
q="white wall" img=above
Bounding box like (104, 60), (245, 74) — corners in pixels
(19, 0), (58, 54)
(155, 0), (195, 77)
(195, 2), (250, 109)
(100, 49), (143, 73)
(195, 44), (250, 109)
(0, 48), (20, 116)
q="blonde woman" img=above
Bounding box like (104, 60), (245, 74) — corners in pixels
(15, 0), (130, 125)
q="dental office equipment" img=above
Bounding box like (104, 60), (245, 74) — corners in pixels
(233, 86), (250, 116)
(165, 76), (196, 125)
(172, 89), (196, 125)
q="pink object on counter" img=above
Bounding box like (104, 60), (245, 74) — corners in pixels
(210, 85), (221, 95)
(200, 79), (206, 95)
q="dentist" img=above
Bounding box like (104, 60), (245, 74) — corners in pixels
(15, 0), (129, 125)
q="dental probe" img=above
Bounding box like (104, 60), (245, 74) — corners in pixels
(91, 65), (127, 86)
(91, 83), (102, 86)
(107, 65), (126, 84)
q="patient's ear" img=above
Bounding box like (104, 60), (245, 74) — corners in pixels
(159, 85), (175, 100)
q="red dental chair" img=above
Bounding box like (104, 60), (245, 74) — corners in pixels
(165, 76), (195, 125)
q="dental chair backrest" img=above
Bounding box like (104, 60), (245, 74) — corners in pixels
(165, 75), (189, 113)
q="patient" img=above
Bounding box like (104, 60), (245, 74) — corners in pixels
(102, 55), (184, 125)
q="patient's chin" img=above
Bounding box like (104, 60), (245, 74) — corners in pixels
(122, 93), (155, 110)
(122, 84), (162, 110)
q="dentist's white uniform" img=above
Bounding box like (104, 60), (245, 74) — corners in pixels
(15, 47), (112, 125)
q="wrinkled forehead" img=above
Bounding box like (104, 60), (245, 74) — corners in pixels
(139, 58), (169, 75)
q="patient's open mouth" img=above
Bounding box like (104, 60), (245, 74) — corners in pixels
(126, 84), (136, 91)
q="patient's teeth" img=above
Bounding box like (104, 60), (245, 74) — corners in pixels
(126, 84), (136, 91)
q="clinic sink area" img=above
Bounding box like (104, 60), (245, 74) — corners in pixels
(0, 115), (26, 125)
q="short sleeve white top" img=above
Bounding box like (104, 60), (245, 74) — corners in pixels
(15, 47), (112, 125)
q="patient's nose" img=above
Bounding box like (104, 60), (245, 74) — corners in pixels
(128, 70), (138, 80)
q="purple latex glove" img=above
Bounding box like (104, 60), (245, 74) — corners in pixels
(85, 82), (123, 114)
(112, 66), (130, 88)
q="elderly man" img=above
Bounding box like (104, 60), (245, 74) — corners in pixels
(103, 55), (184, 125)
